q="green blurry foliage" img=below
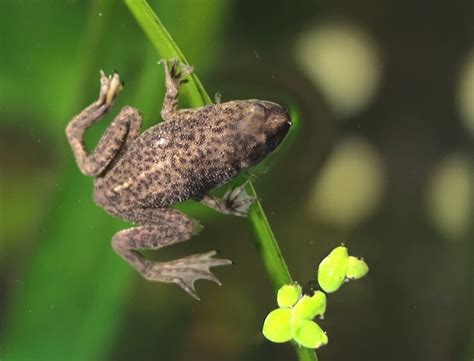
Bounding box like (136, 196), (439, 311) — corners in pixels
(0, 1), (230, 361)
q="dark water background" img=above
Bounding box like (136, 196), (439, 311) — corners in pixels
(0, 1), (473, 360)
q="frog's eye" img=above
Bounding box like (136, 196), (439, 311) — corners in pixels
(246, 99), (267, 114)
(239, 102), (266, 134)
(248, 102), (267, 117)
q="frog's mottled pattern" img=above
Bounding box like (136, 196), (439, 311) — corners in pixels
(66, 60), (291, 299)
(96, 101), (262, 211)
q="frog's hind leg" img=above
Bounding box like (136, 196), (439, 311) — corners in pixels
(111, 207), (231, 300)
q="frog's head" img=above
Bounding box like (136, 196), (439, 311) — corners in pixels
(255, 100), (292, 153)
(235, 99), (292, 168)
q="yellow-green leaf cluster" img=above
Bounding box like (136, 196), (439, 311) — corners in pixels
(263, 284), (328, 349)
(317, 246), (369, 293)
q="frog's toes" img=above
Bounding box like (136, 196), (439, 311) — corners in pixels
(98, 70), (123, 106)
(146, 251), (232, 300)
(160, 58), (194, 84)
(171, 59), (194, 82)
(223, 182), (258, 217)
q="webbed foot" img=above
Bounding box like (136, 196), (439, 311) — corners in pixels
(199, 182), (258, 217)
(222, 182), (258, 217)
(144, 251), (232, 300)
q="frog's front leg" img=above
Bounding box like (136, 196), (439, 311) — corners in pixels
(111, 207), (232, 300)
(66, 71), (142, 176)
(159, 59), (194, 122)
(199, 182), (258, 217)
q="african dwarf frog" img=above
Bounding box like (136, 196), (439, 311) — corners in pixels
(66, 59), (291, 299)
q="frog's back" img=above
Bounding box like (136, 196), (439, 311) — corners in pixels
(95, 110), (242, 209)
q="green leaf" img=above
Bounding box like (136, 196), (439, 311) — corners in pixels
(262, 308), (293, 343)
(317, 246), (349, 293)
(277, 283), (303, 308)
(292, 291), (327, 320)
(346, 256), (369, 279)
(292, 319), (328, 349)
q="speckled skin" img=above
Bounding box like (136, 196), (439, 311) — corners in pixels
(66, 60), (291, 299)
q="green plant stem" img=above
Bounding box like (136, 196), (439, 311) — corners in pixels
(125, 0), (210, 107)
(246, 183), (292, 289)
(295, 343), (320, 361)
(125, 1), (317, 360)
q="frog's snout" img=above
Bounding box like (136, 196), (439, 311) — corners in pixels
(283, 107), (293, 127)
(281, 115), (292, 134)
(273, 103), (292, 130)
(282, 107), (292, 127)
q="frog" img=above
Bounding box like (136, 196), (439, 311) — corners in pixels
(66, 59), (291, 299)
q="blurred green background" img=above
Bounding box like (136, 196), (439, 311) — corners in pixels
(0, 0), (473, 360)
